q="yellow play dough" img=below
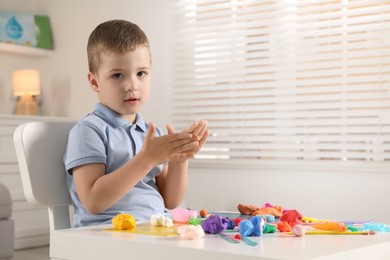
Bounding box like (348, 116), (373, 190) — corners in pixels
(112, 213), (136, 230)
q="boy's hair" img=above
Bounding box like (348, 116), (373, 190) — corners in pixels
(87, 19), (150, 73)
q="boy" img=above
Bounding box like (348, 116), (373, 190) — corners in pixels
(63, 20), (208, 227)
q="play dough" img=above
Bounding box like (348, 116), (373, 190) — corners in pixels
(112, 213), (136, 230)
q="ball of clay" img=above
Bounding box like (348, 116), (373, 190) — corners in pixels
(199, 209), (208, 218)
(292, 224), (306, 237)
(177, 225), (205, 240)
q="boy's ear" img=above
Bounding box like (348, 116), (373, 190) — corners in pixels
(88, 72), (99, 92)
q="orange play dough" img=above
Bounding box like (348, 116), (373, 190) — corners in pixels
(277, 221), (292, 232)
(199, 209), (208, 218)
(312, 222), (347, 232)
(252, 207), (283, 217)
(237, 204), (261, 215)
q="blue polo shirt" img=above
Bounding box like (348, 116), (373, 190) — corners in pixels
(63, 103), (165, 227)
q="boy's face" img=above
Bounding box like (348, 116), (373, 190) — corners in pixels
(88, 46), (151, 123)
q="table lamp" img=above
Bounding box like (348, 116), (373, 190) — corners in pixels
(12, 69), (41, 115)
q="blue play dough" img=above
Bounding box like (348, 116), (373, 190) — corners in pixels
(239, 216), (265, 237)
(238, 220), (254, 237)
(227, 219), (235, 230)
(249, 216), (263, 236)
(259, 214), (275, 223)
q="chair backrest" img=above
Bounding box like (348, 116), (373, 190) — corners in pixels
(13, 121), (76, 230)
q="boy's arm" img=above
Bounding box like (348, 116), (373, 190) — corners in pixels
(156, 120), (208, 209)
(73, 153), (155, 214)
(73, 123), (196, 215)
(156, 161), (188, 210)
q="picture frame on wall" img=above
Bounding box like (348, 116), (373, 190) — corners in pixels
(0, 11), (53, 50)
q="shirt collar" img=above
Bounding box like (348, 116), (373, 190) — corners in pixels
(94, 103), (147, 132)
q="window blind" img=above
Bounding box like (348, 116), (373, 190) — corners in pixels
(172, 0), (390, 169)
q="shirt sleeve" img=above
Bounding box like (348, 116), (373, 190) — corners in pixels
(64, 121), (107, 174)
(155, 125), (164, 137)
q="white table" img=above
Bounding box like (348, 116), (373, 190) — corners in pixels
(50, 224), (390, 260)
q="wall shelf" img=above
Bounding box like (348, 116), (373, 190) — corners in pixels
(0, 42), (53, 57)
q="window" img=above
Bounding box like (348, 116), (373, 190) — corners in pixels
(173, 0), (390, 170)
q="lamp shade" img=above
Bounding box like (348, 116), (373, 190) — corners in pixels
(12, 69), (41, 96)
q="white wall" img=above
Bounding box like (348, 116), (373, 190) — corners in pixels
(0, 0), (175, 127)
(185, 167), (390, 223)
(1, 0), (389, 226)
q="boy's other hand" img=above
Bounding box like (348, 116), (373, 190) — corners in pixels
(166, 120), (209, 156)
(141, 122), (197, 165)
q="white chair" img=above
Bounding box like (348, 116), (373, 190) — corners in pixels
(13, 121), (76, 231)
(0, 183), (14, 260)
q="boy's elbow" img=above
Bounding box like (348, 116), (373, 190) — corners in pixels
(85, 207), (102, 215)
(83, 201), (105, 215)
(164, 201), (180, 210)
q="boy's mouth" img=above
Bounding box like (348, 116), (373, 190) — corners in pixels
(124, 97), (139, 102)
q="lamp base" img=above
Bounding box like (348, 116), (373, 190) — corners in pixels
(14, 94), (40, 116)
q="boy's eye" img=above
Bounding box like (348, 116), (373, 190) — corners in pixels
(137, 71), (147, 77)
(112, 73), (123, 79)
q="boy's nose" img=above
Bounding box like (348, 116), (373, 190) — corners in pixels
(126, 81), (138, 92)
(126, 85), (138, 92)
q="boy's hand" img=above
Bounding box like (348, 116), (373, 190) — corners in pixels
(166, 120), (209, 156)
(140, 122), (198, 165)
